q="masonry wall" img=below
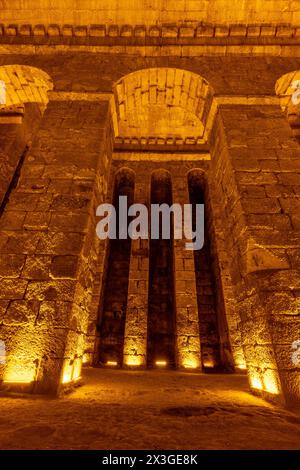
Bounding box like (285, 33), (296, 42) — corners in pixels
(0, 98), (112, 393)
(209, 104), (300, 404)
(1, 0), (300, 26)
(0, 49), (299, 402)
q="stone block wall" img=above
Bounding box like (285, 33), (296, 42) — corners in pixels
(2, 1), (300, 27)
(0, 98), (112, 393)
(0, 48), (299, 405)
(209, 104), (300, 404)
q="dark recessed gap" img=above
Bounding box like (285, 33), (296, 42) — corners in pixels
(0, 145), (29, 218)
(98, 169), (135, 367)
(147, 170), (176, 369)
(188, 170), (232, 373)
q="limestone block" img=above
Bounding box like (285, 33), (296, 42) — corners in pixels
(51, 195), (90, 212)
(0, 254), (25, 278)
(242, 197), (281, 214)
(245, 239), (290, 274)
(36, 232), (84, 255)
(4, 233), (40, 255)
(38, 301), (72, 328)
(0, 279), (28, 300)
(49, 213), (88, 232)
(22, 256), (51, 280)
(25, 280), (76, 302)
(176, 321), (200, 336)
(280, 197), (300, 214)
(24, 212), (51, 231)
(4, 300), (39, 325)
(50, 256), (78, 279)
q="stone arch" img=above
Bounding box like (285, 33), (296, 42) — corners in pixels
(0, 65), (53, 113)
(150, 168), (172, 181)
(0, 65), (53, 214)
(112, 68), (214, 145)
(187, 168), (206, 188)
(275, 70), (300, 138)
(114, 166), (136, 187)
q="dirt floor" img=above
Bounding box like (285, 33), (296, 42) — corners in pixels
(0, 368), (300, 450)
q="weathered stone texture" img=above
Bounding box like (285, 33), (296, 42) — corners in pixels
(0, 26), (299, 406)
(1, 1), (300, 27)
(209, 104), (300, 404)
(0, 97), (112, 392)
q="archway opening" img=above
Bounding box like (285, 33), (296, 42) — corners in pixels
(112, 67), (214, 147)
(147, 170), (176, 368)
(0, 65), (53, 213)
(98, 168), (135, 367)
(275, 70), (300, 141)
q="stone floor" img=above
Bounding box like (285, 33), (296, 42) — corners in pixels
(0, 368), (300, 450)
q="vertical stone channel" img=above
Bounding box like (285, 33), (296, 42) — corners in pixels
(188, 171), (222, 371)
(147, 170), (176, 368)
(98, 169), (135, 366)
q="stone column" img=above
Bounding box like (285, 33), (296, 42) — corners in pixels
(172, 175), (202, 370)
(210, 104), (300, 405)
(123, 173), (150, 368)
(0, 98), (112, 394)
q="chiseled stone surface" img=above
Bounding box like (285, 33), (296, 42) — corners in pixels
(1, 1), (300, 26)
(209, 104), (300, 405)
(0, 4), (299, 407)
(0, 98), (112, 392)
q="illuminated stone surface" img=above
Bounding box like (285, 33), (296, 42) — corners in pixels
(0, 369), (300, 450)
(1, 1), (300, 26)
(0, 1), (299, 416)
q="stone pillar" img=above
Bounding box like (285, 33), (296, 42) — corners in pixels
(0, 98), (112, 394)
(210, 104), (300, 405)
(82, 166), (111, 367)
(123, 173), (150, 368)
(172, 175), (202, 370)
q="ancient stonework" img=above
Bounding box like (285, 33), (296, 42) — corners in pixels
(0, 1), (299, 409)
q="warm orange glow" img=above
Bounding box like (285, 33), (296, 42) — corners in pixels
(250, 369), (280, 395)
(250, 373), (263, 391)
(3, 329), (45, 386)
(4, 378), (33, 384)
(82, 354), (89, 364)
(236, 358), (247, 370)
(182, 357), (200, 369)
(203, 359), (215, 368)
(4, 363), (36, 384)
(72, 358), (82, 380)
(106, 361), (118, 367)
(263, 370), (280, 395)
(62, 363), (73, 384)
(155, 360), (167, 367)
(125, 356), (142, 367)
(62, 358), (83, 384)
